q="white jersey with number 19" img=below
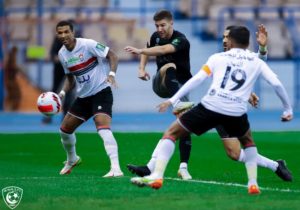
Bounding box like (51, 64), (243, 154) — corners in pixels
(201, 48), (280, 116)
(58, 38), (110, 98)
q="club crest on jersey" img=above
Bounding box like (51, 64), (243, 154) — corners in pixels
(172, 38), (180, 45)
(156, 37), (160, 44)
(2, 186), (23, 209)
(79, 53), (84, 61)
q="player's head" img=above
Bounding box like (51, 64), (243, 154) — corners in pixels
(153, 9), (173, 39)
(56, 20), (76, 49)
(223, 25), (235, 51)
(226, 26), (250, 50)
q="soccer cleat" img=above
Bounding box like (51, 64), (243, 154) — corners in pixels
(172, 101), (194, 116)
(60, 156), (82, 175)
(248, 184), (261, 195)
(103, 169), (124, 178)
(130, 176), (163, 189)
(275, 159), (293, 182)
(177, 168), (192, 180)
(127, 164), (151, 177)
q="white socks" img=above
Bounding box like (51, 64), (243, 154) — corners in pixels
(98, 129), (121, 171)
(60, 130), (77, 163)
(146, 140), (162, 172)
(238, 149), (278, 172)
(244, 147), (258, 186)
(151, 139), (175, 179)
(179, 162), (188, 169)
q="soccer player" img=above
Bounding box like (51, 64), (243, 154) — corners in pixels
(216, 24), (292, 181)
(124, 9), (194, 179)
(126, 23), (293, 181)
(130, 26), (293, 194)
(55, 20), (123, 177)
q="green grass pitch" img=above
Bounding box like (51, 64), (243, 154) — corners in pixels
(0, 132), (299, 210)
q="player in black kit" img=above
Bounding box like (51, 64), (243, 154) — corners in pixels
(124, 9), (194, 180)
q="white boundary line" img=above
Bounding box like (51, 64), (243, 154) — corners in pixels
(165, 177), (300, 193)
(1, 176), (299, 193)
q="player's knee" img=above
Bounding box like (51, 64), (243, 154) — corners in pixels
(160, 63), (176, 75)
(225, 148), (240, 161)
(60, 126), (73, 135)
(165, 66), (176, 78)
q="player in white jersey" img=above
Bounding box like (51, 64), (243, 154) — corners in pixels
(214, 25), (292, 181)
(55, 20), (123, 177)
(130, 26), (293, 194)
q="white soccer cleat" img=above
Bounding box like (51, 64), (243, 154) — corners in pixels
(130, 176), (163, 189)
(103, 169), (124, 178)
(173, 101), (194, 116)
(178, 168), (192, 180)
(60, 156), (82, 175)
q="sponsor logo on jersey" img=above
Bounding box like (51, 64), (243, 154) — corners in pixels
(76, 75), (91, 84)
(96, 43), (106, 52)
(67, 56), (80, 65)
(209, 89), (216, 96)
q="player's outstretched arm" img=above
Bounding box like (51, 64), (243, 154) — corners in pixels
(256, 24), (268, 56)
(124, 44), (175, 56)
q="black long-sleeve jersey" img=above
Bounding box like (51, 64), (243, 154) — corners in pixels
(149, 30), (192, 84)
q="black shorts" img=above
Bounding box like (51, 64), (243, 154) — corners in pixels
(178, 103), (250, 138)
(215, 125), (230, 139)
(152, 70), (188, 101)
(69, 87), (113, 121)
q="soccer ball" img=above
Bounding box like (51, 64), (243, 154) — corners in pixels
(37, 92), (62, 116)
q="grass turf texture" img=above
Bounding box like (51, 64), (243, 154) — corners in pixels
(0, 132), (299, 210)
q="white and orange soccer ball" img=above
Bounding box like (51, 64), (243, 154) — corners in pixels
(37, 92), (62, 116)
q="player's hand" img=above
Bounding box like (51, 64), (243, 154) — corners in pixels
(248, 92), (259, 108)
(107, 76), (118, 88)
(124, 46), (142, 55)
(281, 110), (293, 122)
(138, 71), (150, 81)
(157, 100), (172, 112)
(256, 24), (268, 47)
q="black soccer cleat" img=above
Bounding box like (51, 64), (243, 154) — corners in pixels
(275, 160), (293, 182)
(127, 164), (151, 177)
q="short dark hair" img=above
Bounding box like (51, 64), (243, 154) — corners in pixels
(225, 25), (235, 31)
(56, 20), (74, 31)
(228, 26), (249, 47)
(153, 9), (173, 21)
